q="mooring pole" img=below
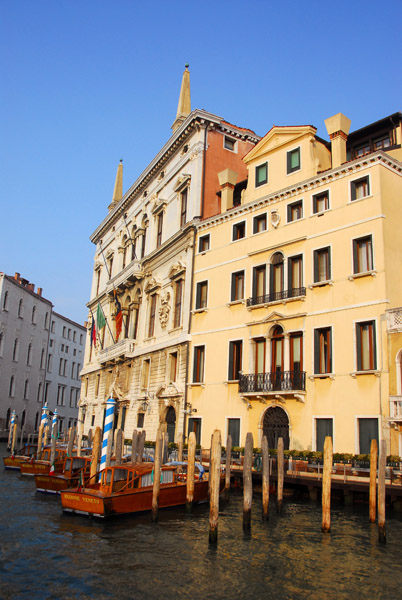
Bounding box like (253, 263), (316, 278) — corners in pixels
(131, 430), (139, 463)
(186, 431), (196, 512)
(115, 428), (123, 465)
(378, 439), (386, 543)
(138, 430), (146, 465)
(152, 429), (163, 522)
(7, 410), (16, 451)
(90, 427), (101, 480)
(209, 429), (222, 545)
(277, 437), (284, 514)
(67, 426), (76, 457)
(322, 435), (333, 533)
(243, 432), (253, 530)
(262, 435), (269, 520)
(225, 434), (232, 494)
(369, 439), (378, 523)
(178, 436), (184, 462)
(99, 398), (116, 480)
(11, 422), (18, 455)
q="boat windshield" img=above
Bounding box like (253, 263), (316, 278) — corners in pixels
(72, 458), (86, 470)
(65, 458), (72, 471)
(113, 469), (128, 482)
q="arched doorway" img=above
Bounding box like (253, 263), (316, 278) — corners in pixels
(166, 406), (176, 443)
(263, 406), (289, 449)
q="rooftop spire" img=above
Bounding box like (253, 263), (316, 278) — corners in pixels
(171, 64), (191, 133)
(108, 159), (123, 211)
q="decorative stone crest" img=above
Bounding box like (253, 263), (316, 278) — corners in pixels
(270, 209), (280, 229)
(158, 292), (171, 328)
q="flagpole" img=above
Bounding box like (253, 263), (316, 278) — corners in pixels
(98, 302), (116, 345)
(98, 244), (128, 342)
(89, 307), (103, 349)
(120, 208), (137, 259)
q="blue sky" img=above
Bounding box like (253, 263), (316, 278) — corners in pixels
(1, 0), (401, 324)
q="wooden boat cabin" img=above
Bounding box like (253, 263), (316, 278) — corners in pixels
(3, 444), (37, 470)
(35, 455), (92, 494)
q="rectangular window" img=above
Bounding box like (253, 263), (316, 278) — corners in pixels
(356, 321), (377, 371)
(255, 162), (268, 187)
(174, 280), (183, 328)
(313, 191), (329, 214)
(253, 213), (267, 234)
(224, 136), (236, 151)
(313, 247), (331, 282)
(353, 235), (373, 273)
(358, 418), (379, 454)
(351, 176), (370, 201)
(287, 147), (301, 174)
(232, 221), (246, 241)
(193, 346), (205, 383)
(316, 418), (333, 453)
(195, 281), (208, 309)
(180, 188), (188, 227)
(141, 359), (150, 389)
(156, 213), (163, 248)
(199, 234), (210, 253)
(227, 418), (240, 447)
(169, 352), (178, 382)
(228, 341), (242, 381)
(252, 265), (266, 301)
(288, 255), (303, 292)
(314, 327), (332, 374)
(188, 417), (202, 445)
(231, 271), (245, 301)
(287, 200), (303, 222)
(148, 295), (156, 337)
(137, 413), (145, 428)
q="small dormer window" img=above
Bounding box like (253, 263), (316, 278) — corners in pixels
(287, 147), (301, 174)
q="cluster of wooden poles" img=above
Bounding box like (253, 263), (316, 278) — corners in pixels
(12, 420), (388, 544)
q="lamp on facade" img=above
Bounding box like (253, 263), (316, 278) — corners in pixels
(184, 402), (197, 415)
(141, 400), (149, 412)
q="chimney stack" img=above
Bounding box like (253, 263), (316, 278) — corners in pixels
(37, 287), (42, 297)
(218, 168), (238, 212)
(14, 272), (20, 282)
(325, 113), (351, 168)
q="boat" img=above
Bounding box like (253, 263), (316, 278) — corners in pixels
(61, 461), (225, 518)
(35, 455), (92, 494)
(3, 444), (37, 470)
(20, 447), (67, 476)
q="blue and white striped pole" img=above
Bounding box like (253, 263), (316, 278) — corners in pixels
(51, 408), (58, 438)
(7, 410), (16, 450)
(40, 403), (49, 450)
(99, 398), (116, 481)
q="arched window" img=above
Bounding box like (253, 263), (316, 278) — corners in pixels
(3, 291), (9, 310)
(37, 382), (42, 403)
(12, 338), (19, 361)
(27, 343), (32, 365)
(166, 406), (176, 443)
(270, 253), (284, 300)
(24, 379), (29, 400)
(44, 312), (49, 329)
(18, 299), (23, 317)
(0, 332), (4, 357)
(5, 408), (11, 429)
(122, 235), (128, 269)
(131, 226), (137, 260)
(34, 411), (39, 431)
(40, 348), (45, 369)
(9, 376), (15, 397)
(31, 306), (36, 324)
(21, 410), (26, 429)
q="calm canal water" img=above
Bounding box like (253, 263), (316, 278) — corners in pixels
(1, 443), (402, 600)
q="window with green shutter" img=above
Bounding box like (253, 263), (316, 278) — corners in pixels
(287, 147), (301, 174)
(255, 162), (268, 187)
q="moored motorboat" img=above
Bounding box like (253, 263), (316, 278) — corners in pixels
(35, 455), (92, 494)
(61, 461), (224, 518)
(3, 444), (37, 470)
(20, 447), (67, 477)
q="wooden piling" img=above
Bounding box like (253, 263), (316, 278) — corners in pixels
(131, 430), (139, 463)
(152, 429), (163, 522)
(43, 425), (50, 448)
(225, 435), (232, 493)
(243, 432), (253, 530)
(87, 428), (93, 447)
(49, 424), (57, 466)
(186, 431), (196, 512)
(277, 437), (284, 514)
(369, 439), (378, 523)
(162, 432), (169, 464)
(11, 423), (18, 455)
(262, 435), (269, 520)
(37, 423), (44, 456)
(105, 428), (113, 468)
(137, 430), (146, 464)
(322, 435), (333, 533)
(208, 429), (222, 544)
(378, 439), (386, 543)
(115, 428), (123, 465)
(90, 427), (101, 479)
(67, 426), (76, 457)
(178, 436), (183, 462)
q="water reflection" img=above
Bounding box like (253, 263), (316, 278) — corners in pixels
(1, 443), (402, 599)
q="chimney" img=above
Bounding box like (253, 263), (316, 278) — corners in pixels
(28, 283), (35, 292)
(324, 113), (351, 168)
(37, 287), (42, 297)
(14, 272), (20, 282)
(218, 168), (238, 212)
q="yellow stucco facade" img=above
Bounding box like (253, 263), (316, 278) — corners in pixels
(187, 113), (402, 454)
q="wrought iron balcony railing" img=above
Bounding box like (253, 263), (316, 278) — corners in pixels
(246, 287), (306, 307)
(239, 371), (306, 393)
